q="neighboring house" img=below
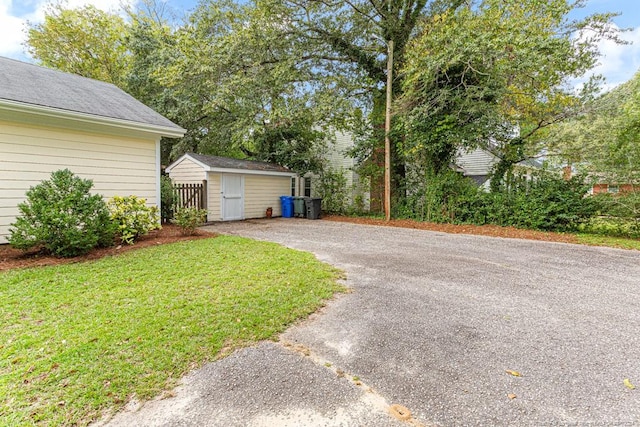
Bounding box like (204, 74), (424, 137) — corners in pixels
(166, 153), (296, 221)
(591, 183), (639, 195)
(454, 146), (542, 190)
(0, 57), (185, 244)
(293, 131), (370, 209)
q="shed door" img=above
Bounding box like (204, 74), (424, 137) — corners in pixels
(221, 174), (244, 221)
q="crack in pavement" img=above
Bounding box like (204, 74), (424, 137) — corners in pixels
(280, 340), (434, 427)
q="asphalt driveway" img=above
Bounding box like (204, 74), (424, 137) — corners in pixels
(103, 218), (640, 426)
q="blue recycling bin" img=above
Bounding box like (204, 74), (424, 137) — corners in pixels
(279, 196), (294, 218)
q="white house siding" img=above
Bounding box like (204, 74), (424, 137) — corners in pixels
(206, 172), (221, 221)
(166, 157), (206, 183)
(244, 175), (289, 218)
(318, 131), (370, 209)
(456, 147), (499, 177)
(0, 120), (158, 244)
(325, 131), (357, 188)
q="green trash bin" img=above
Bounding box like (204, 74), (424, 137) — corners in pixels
(293, 197), (306, 217)
(305, 197), (322, 220)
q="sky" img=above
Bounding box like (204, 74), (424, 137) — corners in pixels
(1, 0), (639, 90)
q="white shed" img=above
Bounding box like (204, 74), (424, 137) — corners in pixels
(0, 57), (185, 244)
(166, 153), (296, 221)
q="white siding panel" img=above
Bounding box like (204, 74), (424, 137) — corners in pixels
(0, 120), (158, 244)
(168, 158), (206, 184)
(456, 147), (499, 176)
(244, 175), (290, 219)
(207, 172), (222, 221)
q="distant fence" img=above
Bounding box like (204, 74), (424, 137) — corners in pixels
(163, 181), (207, 222)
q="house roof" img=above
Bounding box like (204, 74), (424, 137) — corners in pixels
(167, 153), (295, 177)
(0, 56), (184, 137)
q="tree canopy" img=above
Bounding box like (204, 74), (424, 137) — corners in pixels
(399, 0), (621, 189)
(24, 0), (627, 198)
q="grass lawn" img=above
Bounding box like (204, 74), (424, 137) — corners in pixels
(0, 236), (345, 426)
(576, 233), (640, 251)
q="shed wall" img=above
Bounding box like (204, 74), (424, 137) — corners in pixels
(206, 173), (222, 221)
(167, 157), (206, 183)
(0, 120), (157, 244)
(244, 175), (290, 218)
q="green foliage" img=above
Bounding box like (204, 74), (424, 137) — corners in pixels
(397, 169), (479, 222)
(161, 175), (177, 222)
(8, 169), (114, 257)
(400, 0), (621, 182)
(397, 170), (595, 232)
(584, 192), (640, 238)
(108, 196), (161, 244)
(548, 70), (640, 187)
(0, 236), (344, 425)
(26, 4), (130, 85)
(316, 168), (349, 214)
(171, 208), (208, 235)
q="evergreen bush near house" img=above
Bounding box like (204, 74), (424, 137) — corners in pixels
(8, 169), (115, 257)
(316, 168), (349, 214)
(160, 175), (177, 222)
(395, 169), (596, 232)
(171, 208), (208, 235)
(108, 196), (161, 244)
(585, 192), (640, 238)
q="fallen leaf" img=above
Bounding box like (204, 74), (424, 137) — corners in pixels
(508, 394), (517, 399)
(506, 370), (521, 377)
(624, 379), (636, 390)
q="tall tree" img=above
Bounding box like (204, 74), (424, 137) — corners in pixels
(26, 4), (130, 86)
(247, 0), (470, 211)
(549, 69), (640, 185)
(399, 0), (621, 189)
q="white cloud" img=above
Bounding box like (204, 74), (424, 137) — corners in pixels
(574, 24), (640, 92)
(0, 0), (136, 61)
(0, 0), (32, 58)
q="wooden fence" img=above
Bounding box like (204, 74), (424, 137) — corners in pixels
(163, 181), (207, 222)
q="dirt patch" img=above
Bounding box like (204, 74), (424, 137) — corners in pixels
(323, 215), (580, 244)
(0, 224), (216, 272)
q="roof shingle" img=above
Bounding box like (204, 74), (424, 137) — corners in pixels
(0, 56), (182, 131)
(187, 153), (293, 173)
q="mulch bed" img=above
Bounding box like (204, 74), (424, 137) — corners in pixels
(0, 216), (609, 272)
(0, 224), (216, 272)
(323, 215), (581, 244)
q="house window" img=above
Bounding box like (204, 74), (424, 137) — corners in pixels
(304, 177), (311, 197)
(291, 177), (296, 196)
(608, 185), (619, 194)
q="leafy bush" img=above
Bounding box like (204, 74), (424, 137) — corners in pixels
(108, 196), (161, 244)
(583, 191), (640, 238)
(396, 169), (595, 232)
(160, 175), (177, 222)
(397, 169), (480, 223)
(316, 168), (349, 213)
(9, 169), (115, 257)
(171, 208), (208, 235)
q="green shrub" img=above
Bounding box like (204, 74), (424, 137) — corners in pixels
(108, 196), (161, 244)
(316, 168), (349, 214)
(397, 169), (480, 223)
(160, 175), (177, 222)
(171, 208), (208, 235)
(584, 191), (640, 238)
(396, 169), (595, 232)
(8, 169), (115, 257)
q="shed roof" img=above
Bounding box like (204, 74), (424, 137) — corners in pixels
(188, 153), (293, 173)
(167, 153), (295, 176)
(0, 57), (184, 136)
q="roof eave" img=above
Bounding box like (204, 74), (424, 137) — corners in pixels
(166, 154), (296, 177)
(0, 98), (186, 138)
(207, 167), (296, 177)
